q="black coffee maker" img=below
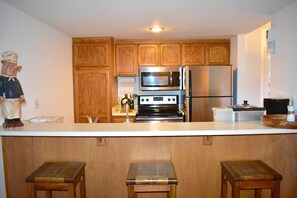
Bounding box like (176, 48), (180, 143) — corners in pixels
(264, 98), (289, 114)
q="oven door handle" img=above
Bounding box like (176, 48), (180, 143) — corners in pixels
(136, 117), (183, 121)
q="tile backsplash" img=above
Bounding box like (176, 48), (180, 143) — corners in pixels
(117, 77), (137, 97)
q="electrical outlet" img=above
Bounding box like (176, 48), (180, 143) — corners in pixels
(34, 98), (39, 109)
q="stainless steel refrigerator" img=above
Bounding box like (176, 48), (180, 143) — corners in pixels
(184, 66), (233, 122)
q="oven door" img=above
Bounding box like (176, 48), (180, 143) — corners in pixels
(135, 109), (185, 123)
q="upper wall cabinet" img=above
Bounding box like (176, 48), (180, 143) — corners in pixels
(206, 43), (230, 65)
(114, 39), (230, 76)
(73, 38), (111, 67)
(182, 43), (206, 66)
(138, 44), (159, 66)
(115, 44), (138, 76)
(160, 44), (181, 66)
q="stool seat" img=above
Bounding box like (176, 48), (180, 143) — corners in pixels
(221, 160), (283, 198)
(25, 162), (86, 198)
(126, 162), (177, 198)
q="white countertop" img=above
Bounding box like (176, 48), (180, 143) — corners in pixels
(112, 105), (137, 116)
(1, 121), (297, 137)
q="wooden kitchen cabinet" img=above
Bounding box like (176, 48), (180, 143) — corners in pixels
(138, 43), (181, 66)
(73, 38), (111, 67)
(73, 37), (117, 123)
(182, 43), (206, 65)
(160, 43), (181, 66)
(114, 39), (230, 74)
(138, 44), (159, 66)
(112, 116), (135, 123)
(206, 43), (230, 65)
(115, 44), (138, 76)
(74, 68), (110, 123)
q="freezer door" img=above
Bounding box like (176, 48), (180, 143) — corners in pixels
(186, 97), (232, 122)
(185, 66), (232, 97)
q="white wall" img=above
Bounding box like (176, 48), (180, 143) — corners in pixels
(233, 24), (270, 106)
(242, 28), (262, 106)
(270, 1), (297, 99)
(0, 1), (74, 124)
(0, 2), (73, 195)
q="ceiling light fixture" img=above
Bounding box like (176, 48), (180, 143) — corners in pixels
(149, 27), (164, 33)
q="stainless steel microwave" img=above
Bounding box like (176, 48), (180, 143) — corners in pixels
(139, 67), (182, 91)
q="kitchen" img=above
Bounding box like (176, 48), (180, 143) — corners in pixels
(1, 1), (296, 124)
(1, 0), (297, 197)
(73, 37), (233, 124)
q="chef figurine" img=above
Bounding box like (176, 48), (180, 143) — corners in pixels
(0, 51), (25, 128)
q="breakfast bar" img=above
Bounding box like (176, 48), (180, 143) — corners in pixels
(1, 122), (297, 198)
(1, 121), (296, 137)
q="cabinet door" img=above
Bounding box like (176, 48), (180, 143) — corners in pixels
(160, 44), (181, 66)
(112, 116), (135, 123)
(74, 68), (110, 123)
(73, 42), (110, 67)
(206, 44), (230, 65)
(138, 44), (159, 66)
(182, 43), (205, 65)
(115, 44), (138, 76)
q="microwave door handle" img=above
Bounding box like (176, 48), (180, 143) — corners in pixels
(169, 71), (173, 85)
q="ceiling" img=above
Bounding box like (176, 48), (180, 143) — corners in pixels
(3, 0), (297, 39)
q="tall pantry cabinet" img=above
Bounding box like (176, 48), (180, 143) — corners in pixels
(73, 37), (117, 123)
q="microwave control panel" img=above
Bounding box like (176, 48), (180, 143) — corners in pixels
(138, 95), (178, 105)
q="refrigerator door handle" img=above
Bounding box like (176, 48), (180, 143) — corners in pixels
(185, 97), (192, 122)
(189, 97), (192, 122)
(189, 70), (192, 97)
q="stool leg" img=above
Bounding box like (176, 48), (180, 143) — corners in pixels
(232, 183), (240, 198)
(127, 185), (137, 198)
(255, 189), (262, 198)
(68, 183), (76, 198)
(221, 169), (228, 198)
(79, 174), (86, 198)
(271, 181), (281, 198)
(45, 191), (52, 198)
(168, 185), (176, 198)
(27, 183), (37, 198)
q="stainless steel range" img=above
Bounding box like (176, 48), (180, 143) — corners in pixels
(135, 95), (184, 123)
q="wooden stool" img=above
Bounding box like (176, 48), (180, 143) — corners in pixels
(25, 162), (86, 198)
(221, 160), (283, 198)
(126, 162), (178, 198)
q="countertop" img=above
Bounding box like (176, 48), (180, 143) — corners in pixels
(112, 105), (137, 116)
(1, 121), (297, 137)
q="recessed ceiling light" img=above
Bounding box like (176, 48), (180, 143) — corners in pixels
(149, 27), (164, 32)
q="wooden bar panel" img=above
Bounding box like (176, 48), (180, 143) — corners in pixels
(3, 134), (297, 198)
